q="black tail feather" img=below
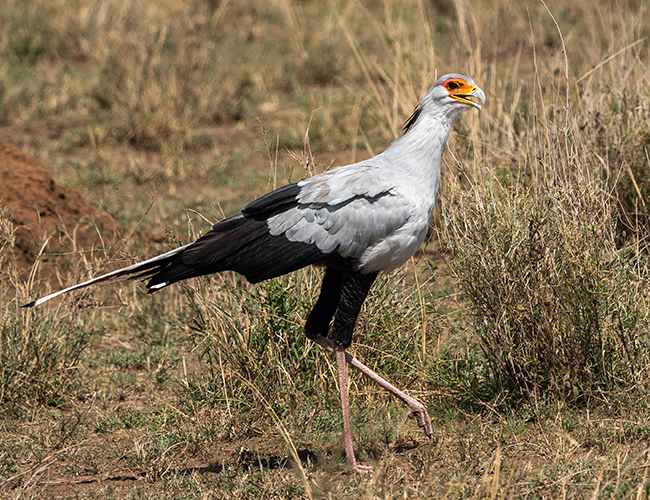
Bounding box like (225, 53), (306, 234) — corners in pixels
(143, 214), (331, 288)
(25, 185), (333, 306)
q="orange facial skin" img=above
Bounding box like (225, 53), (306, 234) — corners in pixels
(441, 78), (484, 109)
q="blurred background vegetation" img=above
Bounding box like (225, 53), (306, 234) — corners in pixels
(2, 0), (650, 497)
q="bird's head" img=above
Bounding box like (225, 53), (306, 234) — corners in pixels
(403, 73), (485, 133)
(434, 74), (485, 110)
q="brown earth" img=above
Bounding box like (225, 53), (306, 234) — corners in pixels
(0, 139), (123, 281)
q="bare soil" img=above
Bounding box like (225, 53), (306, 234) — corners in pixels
(0, 139), (123, 279)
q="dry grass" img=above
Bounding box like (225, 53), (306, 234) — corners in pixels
(443, 74), (650, 402)
(3, 0), (650, 498)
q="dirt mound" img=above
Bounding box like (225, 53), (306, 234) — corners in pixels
(0, 139), (123, 279)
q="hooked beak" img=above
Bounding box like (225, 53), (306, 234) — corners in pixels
(451, 86), (486, 110)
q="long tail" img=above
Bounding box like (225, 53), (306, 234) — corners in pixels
(23, 182), (332, 308)
(22, 244), (191, 308)
(23, 216), (328, 308)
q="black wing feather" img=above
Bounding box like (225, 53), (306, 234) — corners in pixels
(243, 182), (301, 215)
(143, 182), (332, 289)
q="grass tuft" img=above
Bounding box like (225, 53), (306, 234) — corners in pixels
(446, 181), (650, 402)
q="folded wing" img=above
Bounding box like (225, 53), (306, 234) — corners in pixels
(24, 163), (415, 305)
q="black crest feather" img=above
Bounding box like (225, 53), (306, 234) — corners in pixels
(403, 104), (423, 133)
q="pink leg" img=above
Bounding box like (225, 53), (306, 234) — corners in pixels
(315, 335), (433, 439)
(335, 347), (373, 473)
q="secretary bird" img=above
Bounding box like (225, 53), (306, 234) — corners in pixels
(24, 73), (484, 472)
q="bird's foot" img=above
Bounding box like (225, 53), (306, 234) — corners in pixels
(351, 463), (373, 473)
(404, 404), (434, 439)
(347, 456), (373, 473)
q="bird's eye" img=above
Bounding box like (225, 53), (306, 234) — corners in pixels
(446, 80), (460, 90)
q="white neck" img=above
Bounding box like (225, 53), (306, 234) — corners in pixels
(378, 108), (455, 195)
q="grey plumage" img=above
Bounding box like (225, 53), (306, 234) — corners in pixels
(24, 74), (485, 473)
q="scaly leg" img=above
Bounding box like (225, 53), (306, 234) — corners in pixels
(314, 335), (433, 439)
(306, 267), (431, 472)
(335, 347), (373, 473)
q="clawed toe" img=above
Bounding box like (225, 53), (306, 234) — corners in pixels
(351, 462), (373, 473)
(403, 407), (434, 439)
